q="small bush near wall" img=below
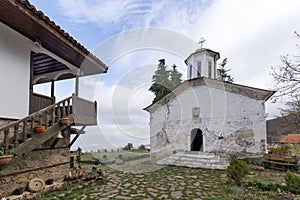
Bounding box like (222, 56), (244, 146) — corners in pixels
(226, 158), (249, 186)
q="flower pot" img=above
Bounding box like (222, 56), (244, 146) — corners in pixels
(35, 125), (45, 133)
(59, 117), (71, 125)
(0, 155), (12, 165)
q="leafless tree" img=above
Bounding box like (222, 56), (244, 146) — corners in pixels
(271, 31), (300, 133)
(280, 99), (300, 133)
(271, 31), (300, 101)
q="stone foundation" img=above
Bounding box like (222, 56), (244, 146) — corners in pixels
(0, 148), (70, 197)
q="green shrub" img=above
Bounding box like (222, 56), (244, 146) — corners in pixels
(247, 179), (300, 195)
(102, 155), (107, 159)
(246, 181), (280, 191)
(226, 158), (249, 186)
(284, 170), (300, 190)
(118, 154), (123, 159)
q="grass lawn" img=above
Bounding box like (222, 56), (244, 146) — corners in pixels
(40, 152), (300, 200)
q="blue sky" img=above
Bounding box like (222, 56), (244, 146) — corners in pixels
(30, 0), (300, 151)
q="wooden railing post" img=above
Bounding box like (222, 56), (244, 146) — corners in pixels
(38, 114), (43, 126)
(23, 120), (27, 141)
(45, 111), (49, 129)
(14, 125), (19, 147)
(57, 106), (61, 121)
(67, 99), (71, 116)
(4, 129), (9, 155)
(62, 101), (66, 117)
(30, 117), (34, 132)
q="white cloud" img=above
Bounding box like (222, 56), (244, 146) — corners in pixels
(55, 0), (300, 149)
(57, 0), (159, 30)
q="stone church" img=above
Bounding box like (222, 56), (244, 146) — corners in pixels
(144, 48), (275, 169)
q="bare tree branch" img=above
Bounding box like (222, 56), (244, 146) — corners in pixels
(271, 33), (300, 100)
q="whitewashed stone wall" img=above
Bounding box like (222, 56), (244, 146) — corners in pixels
(149, 82), (267, 161)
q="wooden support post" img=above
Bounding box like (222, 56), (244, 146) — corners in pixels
(68, 126), (86, 148)
(51, 80), (55, 99)
(70, 157), (74, 168)
(75, 75), (79, 96)
(50, 138), (59, 149)
(69, 133), (80, 148)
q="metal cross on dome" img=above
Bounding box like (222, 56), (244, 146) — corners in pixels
(198, 37), (206, 49)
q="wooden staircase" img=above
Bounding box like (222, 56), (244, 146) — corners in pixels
(0, 94), (97, 157)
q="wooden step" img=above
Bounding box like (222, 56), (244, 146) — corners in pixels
(14, 123), (68, 156)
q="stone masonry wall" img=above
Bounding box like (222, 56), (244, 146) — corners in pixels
(0, 148), (70, 197)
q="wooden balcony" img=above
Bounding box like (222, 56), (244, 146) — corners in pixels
(73, 95), (97, 126)
(29, 93), (55, 114)
(0, 94), (97, 156)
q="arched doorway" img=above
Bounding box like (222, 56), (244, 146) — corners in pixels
(191, 129), (203, 151)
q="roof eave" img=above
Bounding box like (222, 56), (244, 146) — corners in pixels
(0, 0), (108, 75)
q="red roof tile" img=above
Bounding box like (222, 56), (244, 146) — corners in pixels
(278, 134), (300, 143)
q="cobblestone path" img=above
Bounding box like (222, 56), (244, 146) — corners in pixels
(51, 166), (227, 199)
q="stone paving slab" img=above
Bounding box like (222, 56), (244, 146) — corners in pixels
(46, 166), (227, 199)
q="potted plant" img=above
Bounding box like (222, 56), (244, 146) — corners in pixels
(35, 114), (45, 133)
(34, 125), (45, 133)
(59, 117), (71, 125)
(0, 147), (12, 165)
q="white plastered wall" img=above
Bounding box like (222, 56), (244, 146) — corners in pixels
(0, 22), (31, 119)
(149, 83), (268, 160)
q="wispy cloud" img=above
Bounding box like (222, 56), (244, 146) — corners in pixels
(57, 0), (159, 30)
(56, 0), (212, 31)
(53, 0), (300, 150)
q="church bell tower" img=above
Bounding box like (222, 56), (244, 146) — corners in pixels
(185, 45), (220, 80)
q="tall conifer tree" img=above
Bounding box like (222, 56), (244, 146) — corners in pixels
(149, 59), (183, 103)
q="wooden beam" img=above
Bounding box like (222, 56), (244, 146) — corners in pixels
(68, 126), (86, 148)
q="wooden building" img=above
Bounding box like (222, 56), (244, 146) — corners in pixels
(0, 0), (107, 196)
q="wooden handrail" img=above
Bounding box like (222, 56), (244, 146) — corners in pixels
(0, 96), (73, 155)
(0, 94), (97, 156)
(0, 96), (72, 132)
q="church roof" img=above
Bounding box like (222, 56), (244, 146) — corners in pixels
(185, 48), (220, 64)
(144, 77), (275, 113)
